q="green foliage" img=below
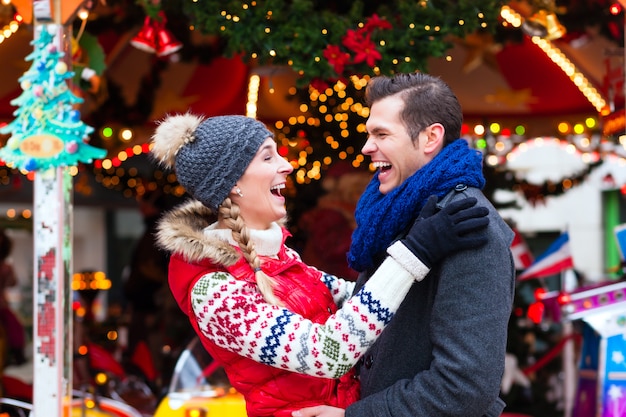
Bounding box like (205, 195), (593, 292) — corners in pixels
(181, 0), (506, 87)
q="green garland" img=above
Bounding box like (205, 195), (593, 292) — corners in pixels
(483, 159), (604, 208)
(181, 0), (506, 87)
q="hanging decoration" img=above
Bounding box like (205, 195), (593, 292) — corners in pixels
(520, 0), (567, 40)
(70, 5), (107, 97)
(483, 158), (604, 207)
(0, 27), (106, 172)
(71, 32), (106, 95)
(131, 0), (182, 57)
(183, 0), (506, 88)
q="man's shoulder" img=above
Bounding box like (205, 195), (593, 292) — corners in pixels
(444, 186), (514, 243)
(441, 185), (489, 206)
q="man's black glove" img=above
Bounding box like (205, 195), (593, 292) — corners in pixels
(400, 195), (490, 268)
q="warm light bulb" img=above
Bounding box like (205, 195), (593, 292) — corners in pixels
(77, 8), (89, 20)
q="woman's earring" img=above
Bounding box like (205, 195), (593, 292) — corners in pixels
(236, 187), (243, 197)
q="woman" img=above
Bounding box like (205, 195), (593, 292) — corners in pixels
(150, 113), (489, 417)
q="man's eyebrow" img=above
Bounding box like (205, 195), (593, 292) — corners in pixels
(367, 126), (386, 135)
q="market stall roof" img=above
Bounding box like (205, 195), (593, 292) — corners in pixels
(427, 31), (622, 137)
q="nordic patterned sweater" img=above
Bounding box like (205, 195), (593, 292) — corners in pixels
(156, 200), (429, 416)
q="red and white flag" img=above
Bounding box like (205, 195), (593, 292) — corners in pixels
(517, 232), (573, 281)
(511, 229), (534, 270)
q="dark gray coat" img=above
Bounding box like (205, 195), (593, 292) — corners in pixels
(346, 187), (515, 417)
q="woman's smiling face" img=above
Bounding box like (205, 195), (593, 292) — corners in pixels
(230, 137), (294, 229)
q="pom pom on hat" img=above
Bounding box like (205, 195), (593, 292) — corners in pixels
(151, 113), (273, 210)
(151, 113), (204, 169)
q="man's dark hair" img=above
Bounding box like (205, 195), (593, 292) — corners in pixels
(365, 72), (463, 146)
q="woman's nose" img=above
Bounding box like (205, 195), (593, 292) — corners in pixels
(280, 158), (294, 173)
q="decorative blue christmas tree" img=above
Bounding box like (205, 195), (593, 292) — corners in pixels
(0, 27), (106, 172)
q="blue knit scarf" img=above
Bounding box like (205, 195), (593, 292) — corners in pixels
(347, 139), (486, 272)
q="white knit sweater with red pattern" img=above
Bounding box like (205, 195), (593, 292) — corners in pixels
(187, 222), (428, 378)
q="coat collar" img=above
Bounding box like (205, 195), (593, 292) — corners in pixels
(156, 199), (287, 267)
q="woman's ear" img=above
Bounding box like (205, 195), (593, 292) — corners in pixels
(231, 185), (243, 198)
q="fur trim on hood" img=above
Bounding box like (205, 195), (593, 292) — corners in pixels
(156, 199), (241, 266)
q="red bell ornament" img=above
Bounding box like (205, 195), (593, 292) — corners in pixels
(131, 16), (158, 53)
(155, 26), (182, 57)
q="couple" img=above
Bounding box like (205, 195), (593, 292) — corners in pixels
(151, 72), (516, 417)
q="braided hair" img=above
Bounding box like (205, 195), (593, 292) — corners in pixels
(218, 198), (283, 306)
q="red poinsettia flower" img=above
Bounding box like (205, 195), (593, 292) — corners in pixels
(323, 44), (352, 75)
(343, 32), (381, 67)
(363, 13), (392, 32)
(354, 42), (382, 67)
(310, 78), (330, 92)
(341, 28), (367, 52)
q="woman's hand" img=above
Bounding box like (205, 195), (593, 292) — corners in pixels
(292, 405), (345, 417)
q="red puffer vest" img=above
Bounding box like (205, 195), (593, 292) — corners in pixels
(168, 229), (360, 417)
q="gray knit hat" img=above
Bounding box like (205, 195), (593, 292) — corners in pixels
(150, 113), (273, 210)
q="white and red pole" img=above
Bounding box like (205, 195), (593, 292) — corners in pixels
(28, 1), (87, 415)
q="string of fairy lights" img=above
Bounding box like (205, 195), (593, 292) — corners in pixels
(0, 1), (21, 45)
(500, 5), (608, 114)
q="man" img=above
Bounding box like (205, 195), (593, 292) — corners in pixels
(294, 72), (515, 417)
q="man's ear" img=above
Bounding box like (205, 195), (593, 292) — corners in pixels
(423, 123), (445, 155)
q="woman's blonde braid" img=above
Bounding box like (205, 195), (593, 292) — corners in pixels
(219, 198), (283, 306)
